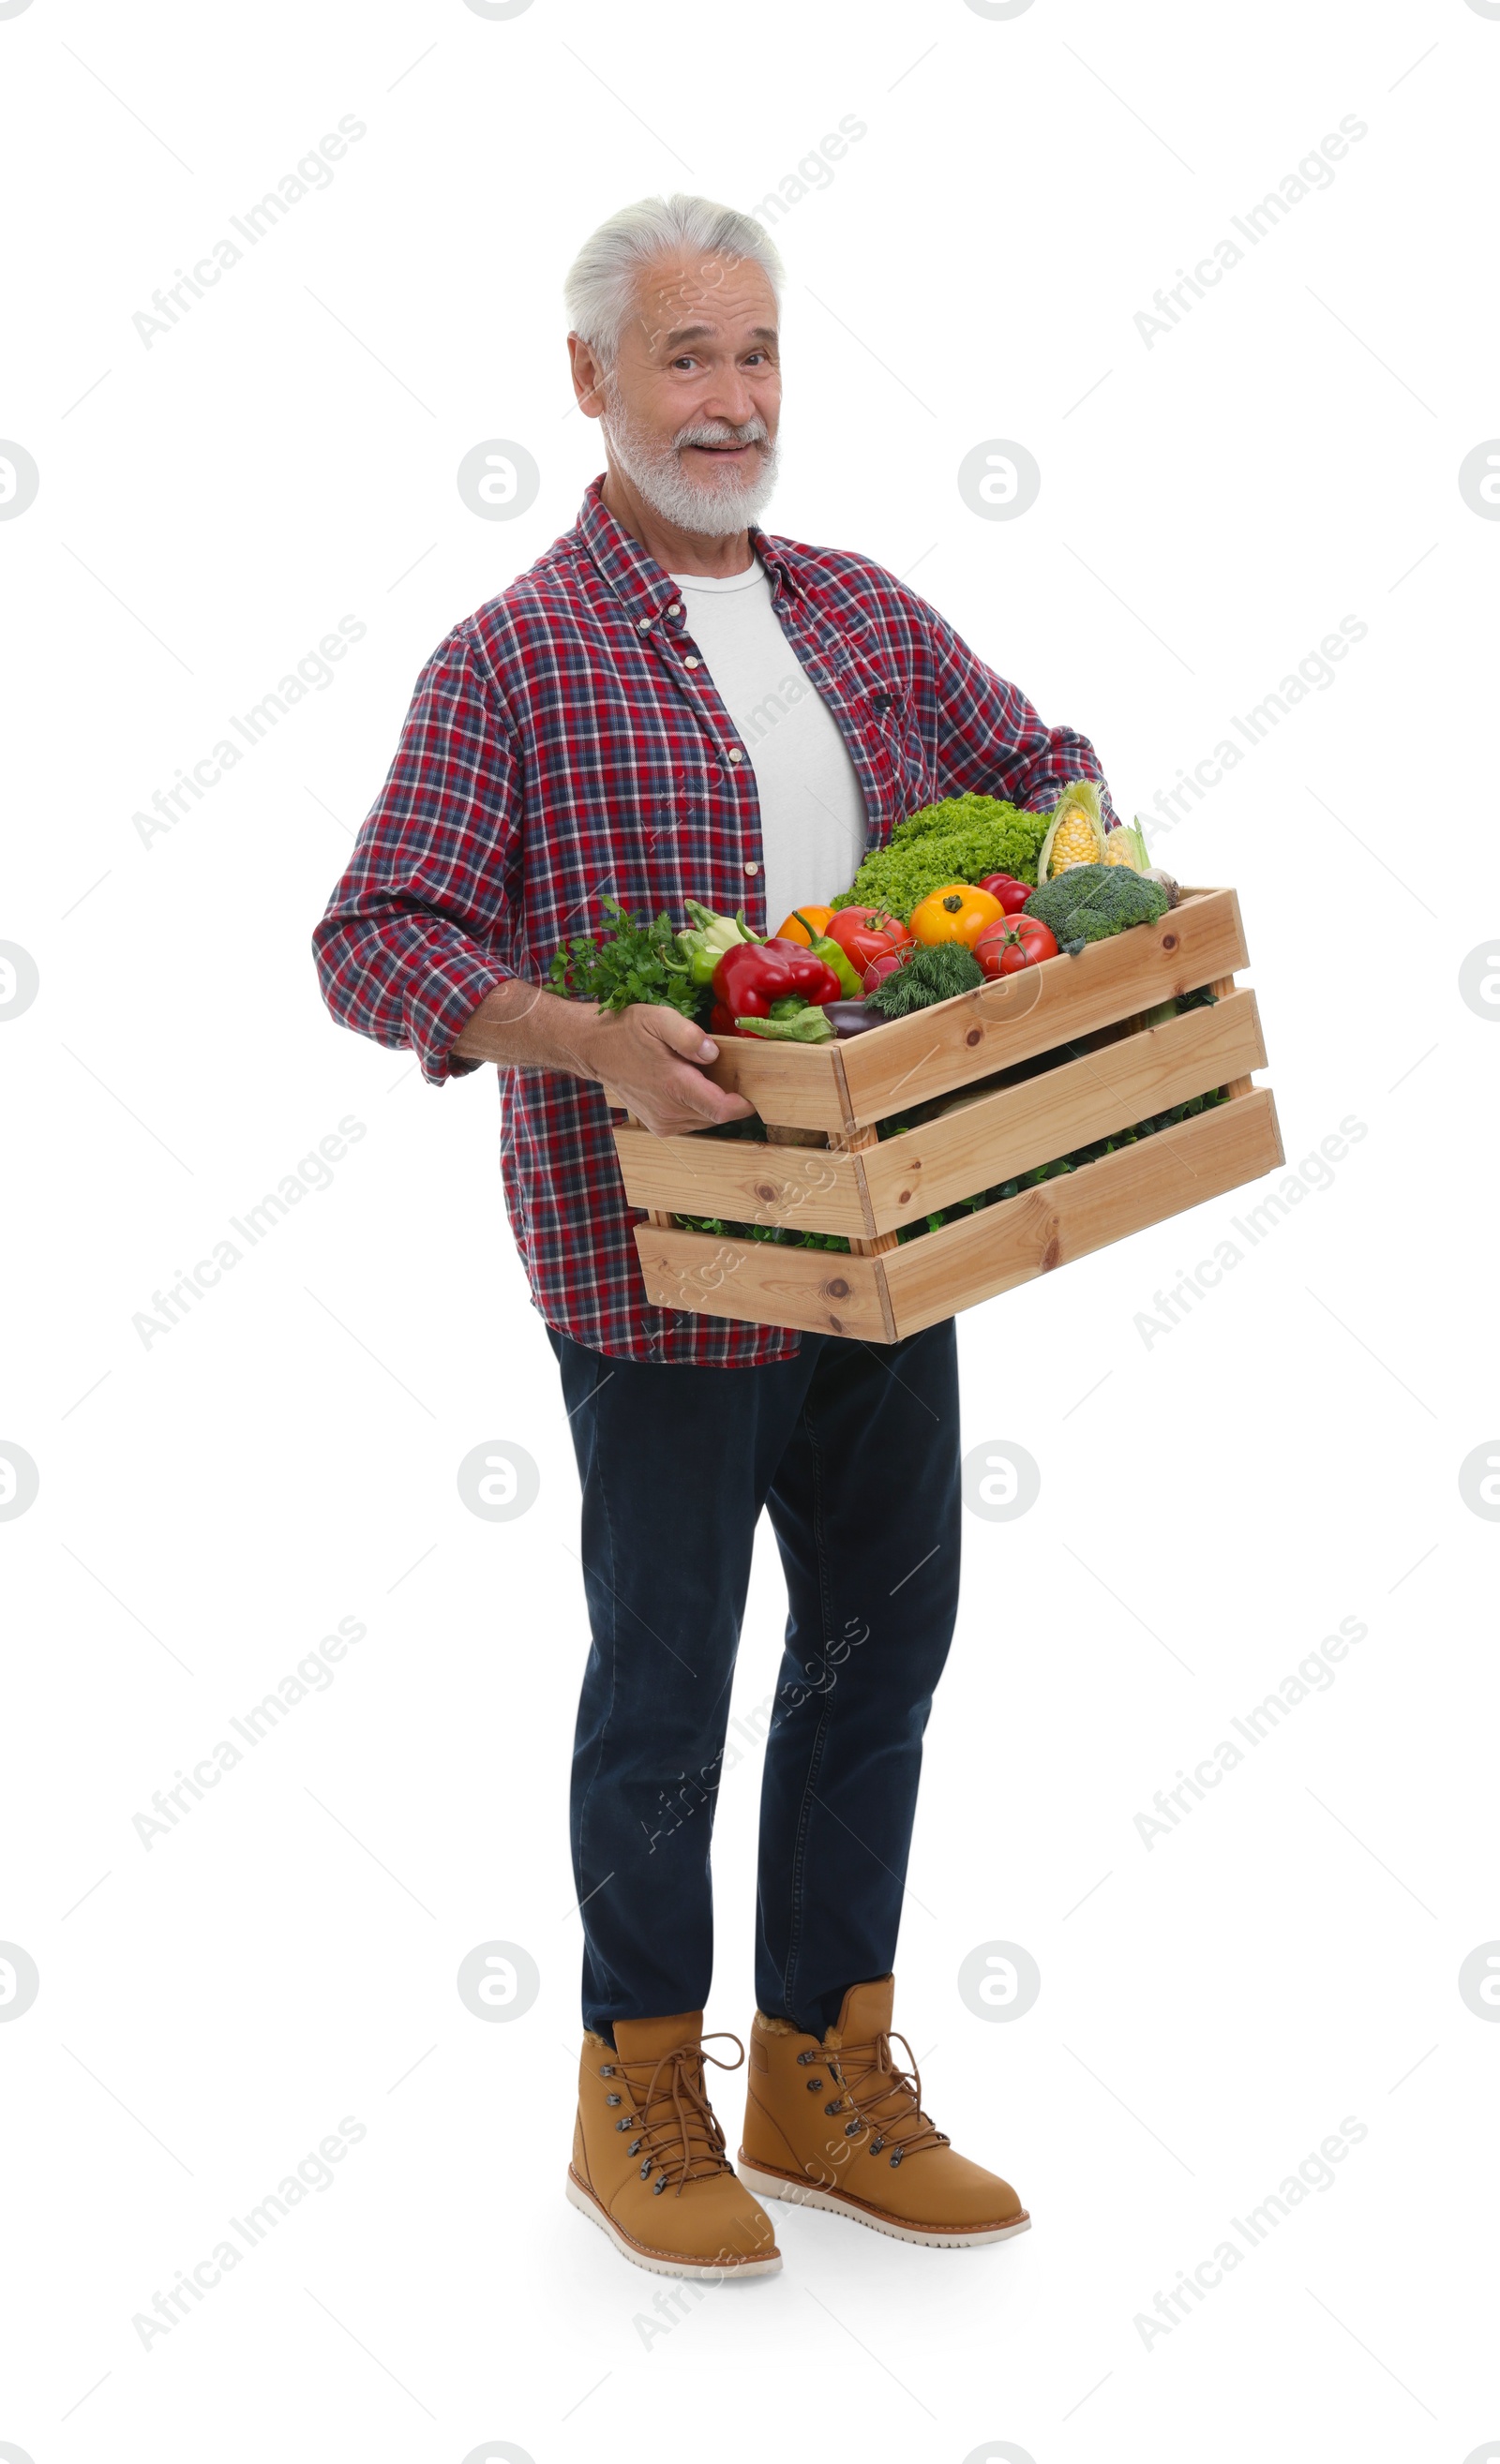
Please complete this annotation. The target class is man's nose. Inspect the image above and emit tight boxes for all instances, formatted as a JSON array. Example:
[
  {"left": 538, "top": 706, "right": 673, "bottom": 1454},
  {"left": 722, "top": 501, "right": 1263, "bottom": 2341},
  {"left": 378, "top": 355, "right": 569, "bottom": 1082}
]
[{"left": 701, "top": 373, "right": 763, "bottom": 430}]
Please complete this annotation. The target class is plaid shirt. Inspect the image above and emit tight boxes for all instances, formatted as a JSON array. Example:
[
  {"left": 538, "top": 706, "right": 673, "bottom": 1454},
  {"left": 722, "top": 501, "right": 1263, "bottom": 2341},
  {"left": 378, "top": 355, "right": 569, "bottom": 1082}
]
[{"left": 314, "top": 476, "right": 1115, "bottom": 1366}]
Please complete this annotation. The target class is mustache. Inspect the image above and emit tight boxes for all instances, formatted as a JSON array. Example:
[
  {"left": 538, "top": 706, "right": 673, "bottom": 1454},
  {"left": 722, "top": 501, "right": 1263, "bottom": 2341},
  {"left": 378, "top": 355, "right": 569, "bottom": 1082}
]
[{"left": 674, "top": 419, "right": 771, "bottom": 450}]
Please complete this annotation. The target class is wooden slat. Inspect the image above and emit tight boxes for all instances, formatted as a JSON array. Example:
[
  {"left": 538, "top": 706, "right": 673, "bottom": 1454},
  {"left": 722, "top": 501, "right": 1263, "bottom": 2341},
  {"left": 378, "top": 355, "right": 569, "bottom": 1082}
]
[
  {"left": 613, "top": 1123, "right": 871, "bottom": 1234},
  {"left": 835, "top": 888, "right": 1249, "bottom": 1127},
  {"left": 879, "top": 1085, "right": 1284, "bottom": 1337},
  {"left": 695, "top": 1038, "right": 853, "bottom": 1132},
  {"left": 620, "top": 1109, "right": 673, "bottom": 1228},
  {"left": 838, "top": 1123, "right": 902, "bottom": 1261},
  {"left": 1209, "top": 976, "right": 1253, "bottom": 1098},
  {"left": 632, "top": 1227, "right": 891, "bottom": 1339},
  {"left": 603, "top": 1051, "right": 848, "bottom": 1131},
  {"left": 859, "top": 987, "right": 1267, "bottom": 1232},
  {"left": 835, "top": 1122, "right": 901, "bottom": 1337}
]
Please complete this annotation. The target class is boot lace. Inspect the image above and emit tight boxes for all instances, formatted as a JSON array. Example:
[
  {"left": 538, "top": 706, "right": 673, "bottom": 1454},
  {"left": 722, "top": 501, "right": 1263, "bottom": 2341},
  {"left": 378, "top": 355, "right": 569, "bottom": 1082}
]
[
  {"left": 603, "top": 2034, "right": 745, "bottom": 2197},
  {"left": 832, "top": 2029, "right": 950, "bottom": 2166}
]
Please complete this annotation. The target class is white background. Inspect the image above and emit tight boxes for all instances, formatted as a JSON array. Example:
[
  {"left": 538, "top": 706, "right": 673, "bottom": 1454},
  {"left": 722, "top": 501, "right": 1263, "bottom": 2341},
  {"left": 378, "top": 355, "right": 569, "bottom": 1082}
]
[{"left": 2, "top": 0, "right": 1497, "bottom": 2458}]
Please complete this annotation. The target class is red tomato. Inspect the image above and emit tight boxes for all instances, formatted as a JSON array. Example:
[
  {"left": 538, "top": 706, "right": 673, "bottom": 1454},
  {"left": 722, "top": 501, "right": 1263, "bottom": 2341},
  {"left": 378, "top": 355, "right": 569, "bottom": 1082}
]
[
  {"left": 976, "top": 874, "right": 1034, "bottom": 914},
  {"left": 975, "top": 916, "right": 1058, "bottom": 979},
  {"left": 827, "top": 905, "right": 913, "bottom": 975}
]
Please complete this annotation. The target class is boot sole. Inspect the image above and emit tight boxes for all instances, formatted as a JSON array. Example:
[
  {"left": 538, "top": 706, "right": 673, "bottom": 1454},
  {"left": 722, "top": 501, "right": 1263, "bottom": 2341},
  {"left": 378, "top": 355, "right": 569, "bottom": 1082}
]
[
  {"left": 736, "top": 2158, "right": 1031, "bottom": 2248},
  {"left": 565, "top": 2170, "right": 782, "bottom": 2278}
]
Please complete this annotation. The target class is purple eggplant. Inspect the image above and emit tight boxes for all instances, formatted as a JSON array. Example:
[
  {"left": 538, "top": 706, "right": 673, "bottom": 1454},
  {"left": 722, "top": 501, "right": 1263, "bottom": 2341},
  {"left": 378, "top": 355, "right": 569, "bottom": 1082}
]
[{"left": 822, "top": 999, "right": 884, "bottom": 1038}]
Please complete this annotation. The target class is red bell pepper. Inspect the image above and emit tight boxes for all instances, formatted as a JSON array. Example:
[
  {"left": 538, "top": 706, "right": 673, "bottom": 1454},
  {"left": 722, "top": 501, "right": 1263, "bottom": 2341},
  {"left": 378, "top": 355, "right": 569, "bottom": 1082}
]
[{"left": 711, "top": 940, "right": 843, "bottom": 1020}]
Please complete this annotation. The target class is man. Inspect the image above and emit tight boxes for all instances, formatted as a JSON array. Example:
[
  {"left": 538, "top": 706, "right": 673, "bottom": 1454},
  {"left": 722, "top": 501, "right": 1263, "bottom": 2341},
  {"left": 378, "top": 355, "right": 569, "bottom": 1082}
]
[{"left": 315, "top": 193, "right": 1115, "bottom": 2281}]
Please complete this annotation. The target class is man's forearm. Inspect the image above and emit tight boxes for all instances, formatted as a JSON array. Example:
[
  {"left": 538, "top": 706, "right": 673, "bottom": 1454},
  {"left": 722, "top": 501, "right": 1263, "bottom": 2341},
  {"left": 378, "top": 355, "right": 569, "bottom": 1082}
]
[
  {"left": 450, "top": 978, "right": 748, "bottom": 1139},
  {"left": 453, "top": 978, "right": 603, "bottom": 1079}
]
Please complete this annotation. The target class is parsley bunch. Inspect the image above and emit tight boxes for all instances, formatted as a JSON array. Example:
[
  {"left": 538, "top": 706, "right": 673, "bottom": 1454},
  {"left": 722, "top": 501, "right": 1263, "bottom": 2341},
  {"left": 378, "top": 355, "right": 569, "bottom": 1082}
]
[{"left": 548, "top": 894, "right": 706, "bottom": 1020}]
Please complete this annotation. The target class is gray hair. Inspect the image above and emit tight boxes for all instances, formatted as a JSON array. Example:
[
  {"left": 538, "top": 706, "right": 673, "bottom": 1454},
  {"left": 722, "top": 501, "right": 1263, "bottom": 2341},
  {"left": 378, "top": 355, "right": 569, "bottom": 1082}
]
[{"left": 563, "top": 193, "right": 785, "bottom": 368}]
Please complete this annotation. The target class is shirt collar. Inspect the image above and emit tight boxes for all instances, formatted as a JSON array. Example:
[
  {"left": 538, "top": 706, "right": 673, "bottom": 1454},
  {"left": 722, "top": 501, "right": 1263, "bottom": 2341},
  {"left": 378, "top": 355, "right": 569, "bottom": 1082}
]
[{"left": 576, "top": 473, "right": 804, "bottom": 620}]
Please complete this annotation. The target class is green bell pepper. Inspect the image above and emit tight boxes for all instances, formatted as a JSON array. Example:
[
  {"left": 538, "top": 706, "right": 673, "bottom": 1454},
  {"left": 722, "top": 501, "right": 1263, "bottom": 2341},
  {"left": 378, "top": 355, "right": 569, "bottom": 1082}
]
[{"left": 790, "top": 912, "right": 863, "bottom": 998}]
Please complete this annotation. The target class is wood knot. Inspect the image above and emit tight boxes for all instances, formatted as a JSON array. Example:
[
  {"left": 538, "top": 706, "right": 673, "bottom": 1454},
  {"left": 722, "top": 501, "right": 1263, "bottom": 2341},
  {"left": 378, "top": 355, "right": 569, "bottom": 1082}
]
[
  {"left": 826, "top": 1277, "right": 850, "bottom": 1298},
  {"left": 898, "top": 1189, "right": 912, "bottom": 1205},
  {"left": 1162, "top": 932, "right": 1178, "bottom": 952},
  {"left": 965, "top": 1026, "right": 982, "bottom": 1047},
  {"left": 754, "top": 1182, "right": 777, "bottom": 1202},
  {"left": 1041, "top": 1235, "right": 1062, "bottom": 1272}
]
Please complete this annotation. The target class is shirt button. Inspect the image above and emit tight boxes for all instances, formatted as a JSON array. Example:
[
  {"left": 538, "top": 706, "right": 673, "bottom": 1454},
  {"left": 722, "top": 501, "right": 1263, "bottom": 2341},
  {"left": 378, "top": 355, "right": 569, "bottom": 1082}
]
[
  {"left": 744, "top": 860, "right": 759, "bottom": 875},
  {"left": 684, "top": 655, "right": 700, "bottom": 669},
  {"left": 728, "top": 748, "right": 743, "bottom": 763},
  {"left": 668, "top": 603, "right": 682, "bottom": 618},
  {"left": 638, "top": 616, "right": 652, "bottom": 632}
]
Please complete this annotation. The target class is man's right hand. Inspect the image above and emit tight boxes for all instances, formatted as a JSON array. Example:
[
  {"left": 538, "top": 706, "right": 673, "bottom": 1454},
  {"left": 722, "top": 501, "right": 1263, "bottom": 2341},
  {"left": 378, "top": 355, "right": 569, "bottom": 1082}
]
[{"left": 576, "top": 1004, "right": 756, "bottom": 1138}]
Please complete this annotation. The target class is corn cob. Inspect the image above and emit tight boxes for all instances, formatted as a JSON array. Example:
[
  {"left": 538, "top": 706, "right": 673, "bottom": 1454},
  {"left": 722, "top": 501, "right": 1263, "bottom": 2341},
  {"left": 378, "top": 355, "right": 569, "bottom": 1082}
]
[
  {"left": 1100, "top": 817, "right": 1149, "bottom": 870},
  {"left": 1036, "top": 781, "right": 1104, "bottom": 881}
]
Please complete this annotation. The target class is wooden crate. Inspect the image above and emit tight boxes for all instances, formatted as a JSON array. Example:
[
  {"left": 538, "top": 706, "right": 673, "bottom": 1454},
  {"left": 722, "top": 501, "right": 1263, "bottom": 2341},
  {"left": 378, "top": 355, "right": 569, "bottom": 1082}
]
[{"left": 607, "top": 887, "right": 1284, "bottom": 1341}]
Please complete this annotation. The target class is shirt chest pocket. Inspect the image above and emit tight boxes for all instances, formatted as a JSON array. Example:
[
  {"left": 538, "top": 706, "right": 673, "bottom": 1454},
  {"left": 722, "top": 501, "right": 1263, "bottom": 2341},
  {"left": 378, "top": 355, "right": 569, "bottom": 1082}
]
[{"left": 854, "top": 682, "right": 934, "bottom": 831}]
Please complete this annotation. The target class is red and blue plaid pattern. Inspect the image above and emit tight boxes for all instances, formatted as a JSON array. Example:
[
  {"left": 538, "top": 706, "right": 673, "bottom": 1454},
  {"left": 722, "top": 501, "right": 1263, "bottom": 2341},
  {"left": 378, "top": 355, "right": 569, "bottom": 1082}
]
[{"left": 314, "top": 476, "right": 1115, "bottom": 1364}]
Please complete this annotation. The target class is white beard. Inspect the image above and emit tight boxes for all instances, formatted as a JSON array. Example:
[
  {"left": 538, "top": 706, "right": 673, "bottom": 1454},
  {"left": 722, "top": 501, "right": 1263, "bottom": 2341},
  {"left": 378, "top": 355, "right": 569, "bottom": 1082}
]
[{"left": 601, "top": 383, "right": 781, "bottom": 537}]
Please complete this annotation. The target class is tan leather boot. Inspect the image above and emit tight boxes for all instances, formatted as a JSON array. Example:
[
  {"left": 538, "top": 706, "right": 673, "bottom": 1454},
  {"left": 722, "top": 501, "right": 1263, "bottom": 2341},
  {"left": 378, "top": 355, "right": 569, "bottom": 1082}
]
[
  {"left": 737, "top": 1976, "right": 1029, "bottom": 2247},
  {"left": 567, "top": 2011, "right": 781, "bottom": 2277}
]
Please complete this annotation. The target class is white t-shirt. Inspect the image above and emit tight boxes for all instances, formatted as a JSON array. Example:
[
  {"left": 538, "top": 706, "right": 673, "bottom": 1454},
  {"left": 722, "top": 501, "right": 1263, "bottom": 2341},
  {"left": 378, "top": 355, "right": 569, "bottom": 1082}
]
[{"left": 668, "top": 560, "right": 867, "bottom": 935}]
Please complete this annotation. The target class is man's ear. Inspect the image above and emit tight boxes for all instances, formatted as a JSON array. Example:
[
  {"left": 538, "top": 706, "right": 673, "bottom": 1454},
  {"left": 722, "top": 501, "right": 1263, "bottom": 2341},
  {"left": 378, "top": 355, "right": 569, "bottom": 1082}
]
[{"left": 567, "top": 333, "right": 608, "bottom": 422}]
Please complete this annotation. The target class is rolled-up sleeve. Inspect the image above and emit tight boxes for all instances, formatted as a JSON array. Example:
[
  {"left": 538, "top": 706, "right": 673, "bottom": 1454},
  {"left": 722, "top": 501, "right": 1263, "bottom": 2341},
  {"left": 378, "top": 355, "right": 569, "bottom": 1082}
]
[{"left": 313, "top": 624, "right": 524, "bottom": 1085}]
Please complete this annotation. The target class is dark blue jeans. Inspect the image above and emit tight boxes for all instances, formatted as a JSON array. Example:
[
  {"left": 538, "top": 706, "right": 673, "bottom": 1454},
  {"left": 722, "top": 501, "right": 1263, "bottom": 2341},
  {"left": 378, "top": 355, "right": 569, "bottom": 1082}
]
[{"left": 546, "top": 1317, "right": 963, "bottom": 2042}]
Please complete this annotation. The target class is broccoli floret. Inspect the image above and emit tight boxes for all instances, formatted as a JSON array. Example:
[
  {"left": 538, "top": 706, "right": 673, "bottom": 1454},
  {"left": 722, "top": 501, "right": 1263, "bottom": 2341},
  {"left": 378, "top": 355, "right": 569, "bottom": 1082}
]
[{"left": 1022, "top": 863, "right": 1170, "bottom": 953}]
